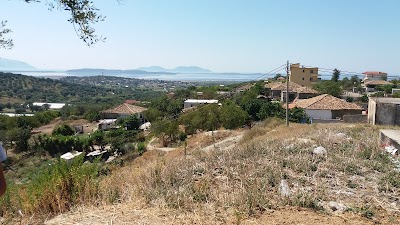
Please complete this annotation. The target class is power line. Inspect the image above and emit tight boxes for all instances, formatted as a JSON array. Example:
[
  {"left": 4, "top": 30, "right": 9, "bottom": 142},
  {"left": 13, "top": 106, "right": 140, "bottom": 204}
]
[
  {"left": 255, "top": 64, "right": 287, "bottom": 80},
  {"left": 298, "top": 65, "right": 400, "bottom": 80}
]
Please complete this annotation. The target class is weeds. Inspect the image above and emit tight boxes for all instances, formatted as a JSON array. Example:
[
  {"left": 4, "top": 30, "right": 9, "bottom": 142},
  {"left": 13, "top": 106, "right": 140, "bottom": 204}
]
[
  {"left": 2, "top": 121, "right": 400, "bottom": 222},
  {"left": 0, "top": 155, "right": 100, "bottom": 216},
  {"left": 379, "top": 171, "right": 400, "bottom": 193}
]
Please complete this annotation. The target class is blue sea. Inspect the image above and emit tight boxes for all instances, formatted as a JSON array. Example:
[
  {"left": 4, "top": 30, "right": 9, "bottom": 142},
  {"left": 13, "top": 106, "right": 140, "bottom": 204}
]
[{"left": 7, "top": 70, "right": 268, "bottom": 82}]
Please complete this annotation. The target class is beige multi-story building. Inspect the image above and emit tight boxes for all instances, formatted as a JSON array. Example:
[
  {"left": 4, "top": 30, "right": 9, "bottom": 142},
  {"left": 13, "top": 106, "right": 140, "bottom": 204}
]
[{"left": 289, "top": 63, "right": 318, "bottom": 87}]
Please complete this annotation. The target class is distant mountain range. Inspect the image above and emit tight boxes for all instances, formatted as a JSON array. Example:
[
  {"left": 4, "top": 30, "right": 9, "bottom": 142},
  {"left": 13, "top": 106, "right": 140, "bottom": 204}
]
[
  {"left": 0, "top": 58, "right": 37, "bottom": 71},
  {"left": 67, "top": 66, "right": 212, "bottom": 76},
  {"left": 0, "top": 57, "right": 213, "bottom": 74},
  {"left": 137, "top": 66, "right": 212, "bottom": 73},
  {"left": 66, "top": 68, "right": 175, "bottom": 76}
]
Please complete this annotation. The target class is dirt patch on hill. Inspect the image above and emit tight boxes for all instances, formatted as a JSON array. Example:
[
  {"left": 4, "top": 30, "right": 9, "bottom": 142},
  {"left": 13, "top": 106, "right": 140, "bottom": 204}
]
[{"left": 32, "top": 118, "right": 99, "bottom": 135}]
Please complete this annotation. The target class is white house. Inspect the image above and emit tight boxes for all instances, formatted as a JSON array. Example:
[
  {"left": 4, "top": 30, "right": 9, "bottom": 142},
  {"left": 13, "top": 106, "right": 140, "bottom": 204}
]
[
  {"left": 363, "top": 80, "right": 393, "bottom": 93},
  {"left": 183, "top": 99, "right": 219, "bottom": 109},
  {"left": 98, "top": 119, "right": 117, "bottom": 130},
  {"left": 362, "top": 71, "right": 387, "bottom": 82},
  {"left": 292, "top": 94, "right": 362, "bottom": 120}
]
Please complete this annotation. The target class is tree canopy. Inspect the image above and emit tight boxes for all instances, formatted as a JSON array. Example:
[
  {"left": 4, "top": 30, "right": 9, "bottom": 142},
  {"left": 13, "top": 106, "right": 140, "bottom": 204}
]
[
  {"left": 313, "top": 80, "right": 343, "bottom": 98},
  {"left": 1, "top": 0, "right": 108, "bottom": 48},
  {"left": 331, "top": 68, "right": 340, "bottom": 82}
]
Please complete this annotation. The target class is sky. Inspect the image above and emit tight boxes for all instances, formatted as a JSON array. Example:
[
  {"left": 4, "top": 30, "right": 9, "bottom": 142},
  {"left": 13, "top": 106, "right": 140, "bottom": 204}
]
[{"left": 0, "top": 0, "right": 399, "bottom": 74}]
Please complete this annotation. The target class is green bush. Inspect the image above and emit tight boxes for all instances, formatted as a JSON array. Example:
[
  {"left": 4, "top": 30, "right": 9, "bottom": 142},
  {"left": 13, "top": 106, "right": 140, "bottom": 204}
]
[
  {"left": 179, "top": 132, "right": 187, "bottom": 142},
  {"left": 33, "top": 134, "right": 91, "bottom": 156},
  {"left": 137, "top": 142, "right": 146, "bottom": 155},
  {"left": 360, "top": 94, "right": 369, "bottom": 103},
  {"left": 52, "top": 123, "right": 75, "bottom": 136}
]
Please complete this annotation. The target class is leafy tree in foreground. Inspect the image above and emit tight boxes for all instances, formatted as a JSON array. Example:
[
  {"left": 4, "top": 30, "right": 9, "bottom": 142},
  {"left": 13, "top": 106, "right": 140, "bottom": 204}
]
[
  {"left": 0, "top": 21, "right": 13, "bottom": 49},
  {"left": 1, "top": 0, "right": 109, "bottom": 47}
]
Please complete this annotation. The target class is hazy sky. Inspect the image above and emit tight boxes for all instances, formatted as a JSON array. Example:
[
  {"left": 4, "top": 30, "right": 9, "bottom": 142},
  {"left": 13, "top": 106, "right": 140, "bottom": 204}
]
[{"left": 0, "top": 0, "right": 399, "bottom": 74}]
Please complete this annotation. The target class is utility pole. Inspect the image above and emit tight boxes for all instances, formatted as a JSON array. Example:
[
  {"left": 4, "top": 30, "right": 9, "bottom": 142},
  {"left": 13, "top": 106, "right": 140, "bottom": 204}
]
[{"left": 286, "top": 60, "right": 289, "bottom": 127}]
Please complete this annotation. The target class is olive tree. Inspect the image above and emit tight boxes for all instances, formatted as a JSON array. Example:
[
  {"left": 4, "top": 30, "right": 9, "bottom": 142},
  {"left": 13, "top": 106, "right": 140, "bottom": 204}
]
[{"left": 1, "top": 0, "right": 114, "bottom": 48}]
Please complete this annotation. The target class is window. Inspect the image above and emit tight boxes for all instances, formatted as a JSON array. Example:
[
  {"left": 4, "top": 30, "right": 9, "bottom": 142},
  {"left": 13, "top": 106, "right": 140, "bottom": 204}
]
[
  {"left": 310, "top": 70, "right": 314, "bottom": 74},
  {"left": 302, "top": 77, "right": 305, "bottom": 80},
  {"left": 303, "top": 70, "right": 305, "bottom": 73},
  {"left": 310, "top": 78, "right": 313, "bottom": 81}
]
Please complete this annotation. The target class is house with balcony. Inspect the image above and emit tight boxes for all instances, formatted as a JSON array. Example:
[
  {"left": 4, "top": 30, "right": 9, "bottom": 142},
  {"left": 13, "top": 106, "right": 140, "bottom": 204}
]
[
  {"left": 363, "top": 80, "right": 393, "bottom": 93},
  {"left": 265, "top": 81, "right": 319, "bottom": 102},
  {"left": 100, "top": 103, "right": 147, "bottom": 123},
  {"left": 289, "top": 63, "right": 318, "bottom": 87},
  {"left": 362, "top": 71, "right": 387, "bottom": 82}
]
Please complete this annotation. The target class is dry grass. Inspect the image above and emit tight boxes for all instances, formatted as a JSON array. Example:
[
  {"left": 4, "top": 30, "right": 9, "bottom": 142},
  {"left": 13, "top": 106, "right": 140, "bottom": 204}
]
[
  {"left": 6, "top": 121, "right": 400, "bottom": 224},
  {"left": 84, "top": 121, "right": 399, "bottom": 224}
]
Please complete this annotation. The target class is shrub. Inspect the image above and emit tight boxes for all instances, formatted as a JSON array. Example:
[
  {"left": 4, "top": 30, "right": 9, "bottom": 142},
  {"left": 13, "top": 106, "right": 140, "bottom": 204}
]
[
  {"left": 137, "top": 142, "right": 146, "bottom": 155},
  {"left": 52, "top": 123, "right": 75, "bottom": 136},
  {"left": 0, "top": 155, "right": 100, "bottom": 215},
  {"left": 360, "top": 94, "right": 369, "bottom": 103},
  {"left": 179, "top": 132, "right": 187, "bottom": 142}
]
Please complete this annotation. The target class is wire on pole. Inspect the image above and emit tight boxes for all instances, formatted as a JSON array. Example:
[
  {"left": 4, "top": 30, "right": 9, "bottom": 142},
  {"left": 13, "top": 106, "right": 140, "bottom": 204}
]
[{"left": 286, "top": 60, "right": 289, "bottom": 127}]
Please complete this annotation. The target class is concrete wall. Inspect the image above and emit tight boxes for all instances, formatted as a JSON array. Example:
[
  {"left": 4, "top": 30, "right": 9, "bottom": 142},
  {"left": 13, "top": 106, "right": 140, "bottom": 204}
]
[
  {"left": 101, "top": 112, "right": 145, "bottom": 122},
  {"left": 343, "top": 114, "right": 367, "bottom": 123},
  {"left": 367, "top": 98, "right": 400, "bottom": 126},
  {"left": 311, "top": 118, "right": 342, "bottom": 124},
  {"left": 305, "top": 109, "right": 332, "bottom": 120},
  {"left": 368, "top": 98, "right": 377, "bottom": 124},
  {"left": 376, "top": 102, "right": 397, "bottom": 125},
  {"left": 331, "top": 109, "right": 363, "bottom": 119}
]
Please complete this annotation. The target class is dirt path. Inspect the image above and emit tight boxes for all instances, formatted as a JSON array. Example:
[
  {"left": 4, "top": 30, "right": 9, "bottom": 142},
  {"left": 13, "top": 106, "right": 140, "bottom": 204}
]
[
  {"left": 147, "top": 137, "right": 178, "bottom": 152},
  {"left": 32, "top": 118, "right": 99, "bottom": 135},
  {"left": 202, "top": 132, "right": 244, "bottom": 151}
]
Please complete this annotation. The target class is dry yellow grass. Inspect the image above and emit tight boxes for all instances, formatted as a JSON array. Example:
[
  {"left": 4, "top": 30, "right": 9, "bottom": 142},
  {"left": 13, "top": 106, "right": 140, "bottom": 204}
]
[
  {"left": 78, "top": 121, "right": 399, "bottom": 224},
  {"left": 7, "top": 120, "right": 400, "bottom": 224}
]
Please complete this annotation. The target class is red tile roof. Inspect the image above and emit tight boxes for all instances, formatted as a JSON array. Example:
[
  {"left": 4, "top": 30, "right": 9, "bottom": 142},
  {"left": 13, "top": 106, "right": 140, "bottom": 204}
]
[
  {"left": 364, "top": 80, "right": 392, "bottom": 86},
  {"left": 102, "top": 103, "right": 147, "bottom": 114},
  {"left": 125, "top": 99, "right": 140, "bottom": 104},
  {"left": 294, "top": 94, "right": 362, "bottom": 110},
  {"left": 363, "top": 71, "right": 387, "bottom": 76},
  {"left": 265, "top": 81, "right": 318, "bottom": 94}
]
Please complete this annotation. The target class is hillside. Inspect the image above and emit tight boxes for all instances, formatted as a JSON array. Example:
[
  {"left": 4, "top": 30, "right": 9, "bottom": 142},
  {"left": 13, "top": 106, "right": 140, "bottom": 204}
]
[
  {"left": 0, "top": 72, "right": 165, "bottom": 104},
  {"left": 41, "top": 121, "right": 400, "bottom": 224},
  {"left": 0, "top": 72, "right": 116, "bottom": 103},
  {"left": 0, "top": 58, "right": 37, "bottom": 71}
]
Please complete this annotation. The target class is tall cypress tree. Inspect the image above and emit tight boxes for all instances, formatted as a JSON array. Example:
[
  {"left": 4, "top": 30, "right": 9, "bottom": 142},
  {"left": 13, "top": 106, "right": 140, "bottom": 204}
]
[{"left": 332, "top": 68, "right": 340, "bottom": 82}]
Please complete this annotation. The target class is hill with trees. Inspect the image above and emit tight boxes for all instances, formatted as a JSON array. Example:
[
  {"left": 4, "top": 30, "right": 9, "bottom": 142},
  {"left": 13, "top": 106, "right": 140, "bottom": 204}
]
[{"left": 0, "top": 72, "right": 164, "bottom": 104}]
